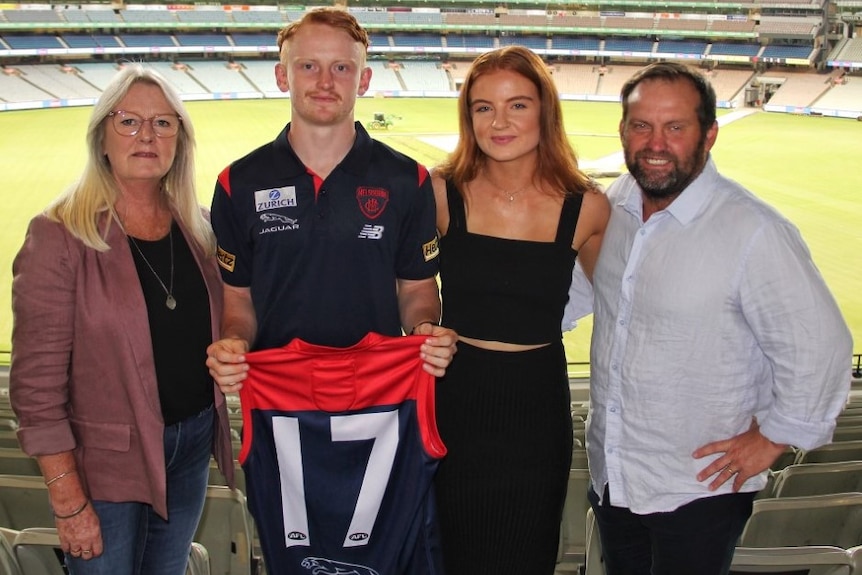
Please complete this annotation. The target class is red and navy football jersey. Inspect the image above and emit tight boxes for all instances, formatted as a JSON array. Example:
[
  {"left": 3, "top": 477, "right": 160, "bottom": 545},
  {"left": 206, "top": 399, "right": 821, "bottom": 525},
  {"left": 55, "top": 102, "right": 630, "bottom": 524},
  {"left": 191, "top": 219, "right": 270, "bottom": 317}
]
[{"left": 239, "top": 333, "right": 447, "bottom": 575}]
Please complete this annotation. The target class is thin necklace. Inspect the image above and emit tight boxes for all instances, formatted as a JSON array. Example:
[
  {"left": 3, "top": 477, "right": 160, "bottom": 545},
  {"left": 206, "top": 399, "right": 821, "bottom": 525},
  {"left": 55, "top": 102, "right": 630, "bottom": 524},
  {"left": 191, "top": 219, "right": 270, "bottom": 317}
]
[
  {"left": 128, "top": 228, "right": 176, "bottom": 310},
  {"left": 486, "top": 173, "right": 530, "bottom": 202}
]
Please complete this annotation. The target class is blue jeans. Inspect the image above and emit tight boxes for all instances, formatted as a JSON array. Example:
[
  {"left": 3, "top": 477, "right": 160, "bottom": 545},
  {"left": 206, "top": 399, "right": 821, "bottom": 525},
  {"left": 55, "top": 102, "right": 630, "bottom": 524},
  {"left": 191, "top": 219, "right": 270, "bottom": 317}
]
[
  {"left": 588, "top": 484, "right": 754, "bottom": 575},
  {"left": 67, "top": 405, "right": 214, "bottom": 575}
]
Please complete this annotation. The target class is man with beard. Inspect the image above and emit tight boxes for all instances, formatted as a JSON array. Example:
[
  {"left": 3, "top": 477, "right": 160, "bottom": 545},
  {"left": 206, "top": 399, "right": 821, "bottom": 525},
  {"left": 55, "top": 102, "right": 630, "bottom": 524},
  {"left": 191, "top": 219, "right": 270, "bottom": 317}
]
[{"left": 585, "top": 62, "right": 852, "bottom": 574}]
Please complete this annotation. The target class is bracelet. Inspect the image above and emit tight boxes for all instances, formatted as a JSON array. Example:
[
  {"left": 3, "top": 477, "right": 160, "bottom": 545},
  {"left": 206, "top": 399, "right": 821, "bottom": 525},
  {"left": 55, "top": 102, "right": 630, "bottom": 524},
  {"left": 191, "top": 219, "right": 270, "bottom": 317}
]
[
  {"left": 53, "top": 499, "right": 89, "bottom": 520},
  {"left": 45, "top": 470, "right": 76, "bottom": 486},
  {"left": 410, "top": 320, "right": 438, "bottom": 335}
]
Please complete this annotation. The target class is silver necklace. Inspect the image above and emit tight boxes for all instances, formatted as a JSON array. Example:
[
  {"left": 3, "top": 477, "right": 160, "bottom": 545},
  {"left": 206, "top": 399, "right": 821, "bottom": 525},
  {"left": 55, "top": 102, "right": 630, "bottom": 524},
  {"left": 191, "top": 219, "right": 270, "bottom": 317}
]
[{"left": 128, "top": 228, "right": 176, "bottom": 310}]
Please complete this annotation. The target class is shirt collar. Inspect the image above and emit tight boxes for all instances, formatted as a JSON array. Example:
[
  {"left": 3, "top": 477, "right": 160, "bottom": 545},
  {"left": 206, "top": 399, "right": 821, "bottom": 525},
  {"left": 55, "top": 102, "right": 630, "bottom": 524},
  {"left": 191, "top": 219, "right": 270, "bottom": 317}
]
[
  {"left": 619, "top": 155, "right": 718, "bottom": 225},
  {"left": 273, "top": 121, "right": 374, "bottom": 178}
]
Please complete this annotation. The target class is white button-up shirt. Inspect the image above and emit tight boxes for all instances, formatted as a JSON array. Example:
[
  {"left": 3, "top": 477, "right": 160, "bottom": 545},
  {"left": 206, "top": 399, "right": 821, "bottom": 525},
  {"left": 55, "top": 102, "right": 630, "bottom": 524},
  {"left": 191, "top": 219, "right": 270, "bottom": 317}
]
[{"left": 588, "top": 157, "right": 852, "bottom": 514}]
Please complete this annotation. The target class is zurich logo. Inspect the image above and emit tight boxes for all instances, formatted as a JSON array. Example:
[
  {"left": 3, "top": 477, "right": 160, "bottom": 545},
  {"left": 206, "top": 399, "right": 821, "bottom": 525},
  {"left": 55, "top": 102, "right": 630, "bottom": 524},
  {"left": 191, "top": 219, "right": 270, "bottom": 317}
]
[{"left": 269, "top": 189, "right": 281, "bottom": 200}]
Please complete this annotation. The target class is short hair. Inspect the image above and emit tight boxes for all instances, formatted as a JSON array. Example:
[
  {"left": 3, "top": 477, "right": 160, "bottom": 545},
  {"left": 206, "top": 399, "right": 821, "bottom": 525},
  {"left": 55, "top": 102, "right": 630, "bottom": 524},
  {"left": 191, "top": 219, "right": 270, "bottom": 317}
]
[
  {"left": 436, "top": 46, "right": 591, "bottom": 197},
  {"left": 277, "top": 7, "right": 369, "bottom": 55},
  {"left": 620, "top": 62, "right": 717, "bottom": 134},
  {"left": 46, "top": 63, "right": 214, "bottom": 254}
]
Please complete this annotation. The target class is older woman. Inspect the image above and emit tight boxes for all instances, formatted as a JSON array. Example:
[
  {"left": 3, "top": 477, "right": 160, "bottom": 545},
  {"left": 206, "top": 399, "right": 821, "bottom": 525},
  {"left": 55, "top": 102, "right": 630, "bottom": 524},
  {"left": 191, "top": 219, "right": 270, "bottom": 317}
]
[{"left": 10, "top": 64, "right": 234, "bottom": 575}]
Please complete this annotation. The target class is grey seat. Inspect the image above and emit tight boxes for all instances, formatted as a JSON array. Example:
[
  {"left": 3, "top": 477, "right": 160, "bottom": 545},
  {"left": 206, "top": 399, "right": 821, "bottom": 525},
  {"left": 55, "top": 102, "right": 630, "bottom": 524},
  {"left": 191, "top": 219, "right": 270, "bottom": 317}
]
[
  {"left": 8, "top": 528, "right": 64, "bottom": 575},
  {"left": 583, "top": 507, "right": 604, "bottom": 575},
  {"left": 730, "top": 545, "right": 862, "bottom": 575},
  {"left": 187, "top": 541, "right": 211, "bottom": 575},
  {"left": 0, "top": 449, "right": 40, "bottom": 477},
  {"left": 194, "top": 486, "right": 256, "bottom": 575},
  {"left": 0, "top": 527, "right": 24, "bottom": 575},
  {"left": 557, "top": 468, "right": 591, "bottom": 570},
  {"left": 739, "top": 493, "right": 862, "bottom": 549},
  {"left": 772, "top": 461, "right": 862, "bottom": 498},
  {"left": 0, "top": 475, "right": 53, "bottom": 530},
  {"left": 796, "top": 441, "right": 862, "bottom": 465}
]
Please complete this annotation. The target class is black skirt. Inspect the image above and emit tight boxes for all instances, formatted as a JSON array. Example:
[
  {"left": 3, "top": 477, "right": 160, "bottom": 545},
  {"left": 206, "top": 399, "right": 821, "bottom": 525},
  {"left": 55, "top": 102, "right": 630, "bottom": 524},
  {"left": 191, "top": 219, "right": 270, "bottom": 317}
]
[{"left": 434, "top": 341, "right": 573, "bottom": 575}]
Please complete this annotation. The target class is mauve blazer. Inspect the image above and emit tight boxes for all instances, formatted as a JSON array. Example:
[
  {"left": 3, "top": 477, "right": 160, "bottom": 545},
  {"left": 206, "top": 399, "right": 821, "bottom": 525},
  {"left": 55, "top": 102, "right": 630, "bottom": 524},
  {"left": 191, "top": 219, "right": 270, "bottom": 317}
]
[{"left": 10, "top": 211, "right": 234, "bottom": 519}]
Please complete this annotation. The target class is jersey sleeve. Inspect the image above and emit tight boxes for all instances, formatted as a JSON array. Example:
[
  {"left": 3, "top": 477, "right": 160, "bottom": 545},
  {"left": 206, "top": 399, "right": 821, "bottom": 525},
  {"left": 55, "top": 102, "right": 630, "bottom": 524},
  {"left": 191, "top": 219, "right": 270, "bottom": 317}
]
[
  {"left": 396, "top": 164, "right": 439, "bottom": 281},
  {"left": 211, "top": 164, "right": 252, "bottom": 287}
]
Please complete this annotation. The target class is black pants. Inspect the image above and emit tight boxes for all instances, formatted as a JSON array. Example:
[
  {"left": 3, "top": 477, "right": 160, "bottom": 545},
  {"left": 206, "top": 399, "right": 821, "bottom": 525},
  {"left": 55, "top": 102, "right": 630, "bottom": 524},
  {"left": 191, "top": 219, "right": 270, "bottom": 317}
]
[{"left": 588, "top": 484, "right": 754, "bottom": 575}]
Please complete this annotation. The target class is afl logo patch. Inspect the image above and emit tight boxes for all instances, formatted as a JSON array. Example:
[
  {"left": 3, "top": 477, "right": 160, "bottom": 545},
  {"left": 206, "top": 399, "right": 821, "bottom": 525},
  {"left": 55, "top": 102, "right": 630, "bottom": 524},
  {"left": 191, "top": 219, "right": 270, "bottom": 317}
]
[{"left": 356, "top": 187, "right": 389, "bottom": 220}]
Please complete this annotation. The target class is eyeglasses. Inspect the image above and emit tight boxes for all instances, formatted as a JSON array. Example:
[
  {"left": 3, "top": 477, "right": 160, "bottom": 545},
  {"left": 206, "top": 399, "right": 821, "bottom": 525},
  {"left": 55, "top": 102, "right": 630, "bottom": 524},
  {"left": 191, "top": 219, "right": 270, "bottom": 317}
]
[{"left": 107, "top": 110, "right": 182, "bottom": 138}]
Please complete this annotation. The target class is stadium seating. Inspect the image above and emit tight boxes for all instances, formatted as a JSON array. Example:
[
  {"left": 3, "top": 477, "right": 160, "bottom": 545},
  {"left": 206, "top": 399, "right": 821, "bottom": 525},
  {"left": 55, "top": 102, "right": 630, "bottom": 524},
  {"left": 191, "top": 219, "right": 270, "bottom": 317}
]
[
  {"left": 583, "top": 508, "right": 603, "bottom": 575},
  {"left": 194, "top": 486, "right": 256, "bottom": 575},
  {"left": 0, "top": 527, "right": 23, "bottom": 575},
  {"left": 0, "top": 475, "right": 55, "bottom": 530},
  {"left": 730, "top": 545, "right": 862, "bottom": 574},
  {"left": 796, "top": 440, "right": 862, "bottom": 464},
  {"left": 771, "top": 461, "right": 862, "bottom": 498},
  {"left": 6, "top": 528, "right": 64, "bottom": 575},
  {"left": 0, "top": 448, "right": 41, "bottom": 477},
  {"left": 0, "top": 526, "right": 212, "bottom": 575},
  {"left": 558, "top": 468, "right": 591, "bottom": 567},
  {"left": 739, "top": 493, "right": 862, "bottom": 549}
]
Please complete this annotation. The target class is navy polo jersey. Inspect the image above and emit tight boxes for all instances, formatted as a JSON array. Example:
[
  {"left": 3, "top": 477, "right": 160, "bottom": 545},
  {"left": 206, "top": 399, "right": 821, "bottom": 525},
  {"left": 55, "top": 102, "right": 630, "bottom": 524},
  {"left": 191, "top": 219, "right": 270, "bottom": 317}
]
[{"left": 210, "top": 122, "right": 439, "bottom": 350}]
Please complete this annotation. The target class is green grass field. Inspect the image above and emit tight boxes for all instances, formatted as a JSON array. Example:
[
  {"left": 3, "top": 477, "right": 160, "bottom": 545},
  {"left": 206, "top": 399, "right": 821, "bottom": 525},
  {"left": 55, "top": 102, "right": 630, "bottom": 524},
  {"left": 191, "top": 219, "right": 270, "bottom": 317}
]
[{"left": 0, "top": 98, "right": 859, "bottom": 370}]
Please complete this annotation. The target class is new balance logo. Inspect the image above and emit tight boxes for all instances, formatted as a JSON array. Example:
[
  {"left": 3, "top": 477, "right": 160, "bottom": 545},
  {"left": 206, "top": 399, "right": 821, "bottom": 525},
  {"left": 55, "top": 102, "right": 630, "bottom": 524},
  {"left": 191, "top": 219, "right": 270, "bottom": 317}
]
[{"left": 357, "top": 225, "right": 384, "bottom": 240}]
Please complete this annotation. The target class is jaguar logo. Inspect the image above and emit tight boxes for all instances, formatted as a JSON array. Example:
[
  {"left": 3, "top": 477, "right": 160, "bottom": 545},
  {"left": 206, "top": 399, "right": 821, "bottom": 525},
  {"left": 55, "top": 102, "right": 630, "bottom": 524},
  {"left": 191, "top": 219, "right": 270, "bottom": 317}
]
[{"left": 301, "top": 556, "right": 380, "bottom": 575}]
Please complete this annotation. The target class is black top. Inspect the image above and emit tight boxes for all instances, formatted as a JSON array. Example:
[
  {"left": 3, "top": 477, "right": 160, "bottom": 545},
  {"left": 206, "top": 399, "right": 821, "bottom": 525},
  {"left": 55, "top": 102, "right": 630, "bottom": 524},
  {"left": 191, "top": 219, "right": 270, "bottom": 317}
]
[
  {"left": 439, "top": 179, "right": 582, "bottom": 345},
  {"left": 128, "top": 221, "right": 213, "bottom": 425}
]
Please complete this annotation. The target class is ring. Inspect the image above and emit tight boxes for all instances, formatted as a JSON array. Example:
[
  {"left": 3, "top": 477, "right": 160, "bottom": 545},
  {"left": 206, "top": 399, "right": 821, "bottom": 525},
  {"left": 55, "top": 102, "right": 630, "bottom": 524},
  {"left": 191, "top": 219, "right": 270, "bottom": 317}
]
[
  {"left": 726, "top": 467, "right": 736, "bottom": 474},
  {"left": 82, "top": 550, "right": 92, "bottom": 555}
]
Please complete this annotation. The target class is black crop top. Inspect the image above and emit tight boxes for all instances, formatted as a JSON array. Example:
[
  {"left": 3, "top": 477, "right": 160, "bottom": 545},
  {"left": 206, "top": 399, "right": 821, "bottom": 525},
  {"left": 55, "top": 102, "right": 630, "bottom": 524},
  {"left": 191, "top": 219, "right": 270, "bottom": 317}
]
[{"left": 439, "top": 179, "right": 583, "bottom": 344}]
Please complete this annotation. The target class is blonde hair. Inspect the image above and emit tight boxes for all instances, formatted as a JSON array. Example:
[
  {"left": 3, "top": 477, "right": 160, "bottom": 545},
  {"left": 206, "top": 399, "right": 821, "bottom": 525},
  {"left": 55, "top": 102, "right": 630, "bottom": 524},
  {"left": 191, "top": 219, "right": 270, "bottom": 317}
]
[
  {"left": 435, "top": 46, "right": 591, "bottom": 197},
  {"left": 46, "top": 63, "right": 215, "bottom": 255}
]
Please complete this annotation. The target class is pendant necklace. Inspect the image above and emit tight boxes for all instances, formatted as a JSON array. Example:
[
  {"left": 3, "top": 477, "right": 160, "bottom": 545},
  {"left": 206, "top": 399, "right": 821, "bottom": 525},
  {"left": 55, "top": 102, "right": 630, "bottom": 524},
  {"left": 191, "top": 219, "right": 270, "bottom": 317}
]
[
  {"left": 486, "top": 173, "right": 530, "bottom": 203},
  {"left": 502, "top": 186, "right": 527, "bottom": 202},
  {"left": 128, "top": 228, "right": 176, "bottom": 310}
]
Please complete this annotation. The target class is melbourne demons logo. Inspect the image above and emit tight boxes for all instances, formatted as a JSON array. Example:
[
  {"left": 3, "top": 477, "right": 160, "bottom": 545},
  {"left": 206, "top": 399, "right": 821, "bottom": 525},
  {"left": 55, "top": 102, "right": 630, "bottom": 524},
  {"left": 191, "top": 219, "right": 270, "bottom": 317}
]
[
  {"left": 356, "top": 187, "right": 389, "bottom": 220},
  {"left": 301, "top": 557, "right": 380, "bottom": 575}
]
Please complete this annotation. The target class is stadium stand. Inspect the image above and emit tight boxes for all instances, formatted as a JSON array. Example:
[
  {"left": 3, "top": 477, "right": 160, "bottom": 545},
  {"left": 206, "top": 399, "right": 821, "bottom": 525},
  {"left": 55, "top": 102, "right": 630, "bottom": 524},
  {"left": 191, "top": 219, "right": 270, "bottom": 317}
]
[
  {"left": 1, "top": 34, "right": 62, "bottom": 50},
  {"left": 499, "top": 34, "right": 548, "bottom": 51},
  {"left": 0, "top": 527, "right": 21, "bottom": 575},
  {"left": 761, "top": 69, "right": 833, "bottom": 107},
  {"left": 397, "top": 60, "right": 450, "bottom": 91},
  {"left": 174, "top": 34, "right": 231, "bottom": 48},
  {"left": 796, "top": 440, "right": 862, "bottom": 465},
  {"left": 813, "top": 78, "right": 862, "bottom": 114},
  {"left": 771, "top": 461, "right": 862, "bottom": 498},
  {"left": 366, "top": 60, "right": 404, "bottom": 92},
  {"left": 233, "top": 60, "right": 281, "bottom": 95},
  {"left": 185, "top": 61, "right": 258, "bottom": 94},
  {"left": 444, "top": 34, "right": 495, "bottom": 50},
  {"left": 553, "top": 64, "right": 601, "bottom": 96},
  {"left": 73, "top": 62, "right": 127, "bottom": 91},
  {"left": 740, "top": 493, "right": 862, "bottom": 549},
  {"left": 12, "top": 65, "right": 101, "bottom": 99},
  {"left": 118, "top": 33, "right": 176, "bottom": 48}
]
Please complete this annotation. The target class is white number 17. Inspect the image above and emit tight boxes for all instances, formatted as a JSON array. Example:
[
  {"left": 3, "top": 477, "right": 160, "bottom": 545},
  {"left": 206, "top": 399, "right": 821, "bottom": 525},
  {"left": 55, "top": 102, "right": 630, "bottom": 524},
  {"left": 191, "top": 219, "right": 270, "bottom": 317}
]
[{"left": 273, "top": 410, "right": 400, "bottom": 548}]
